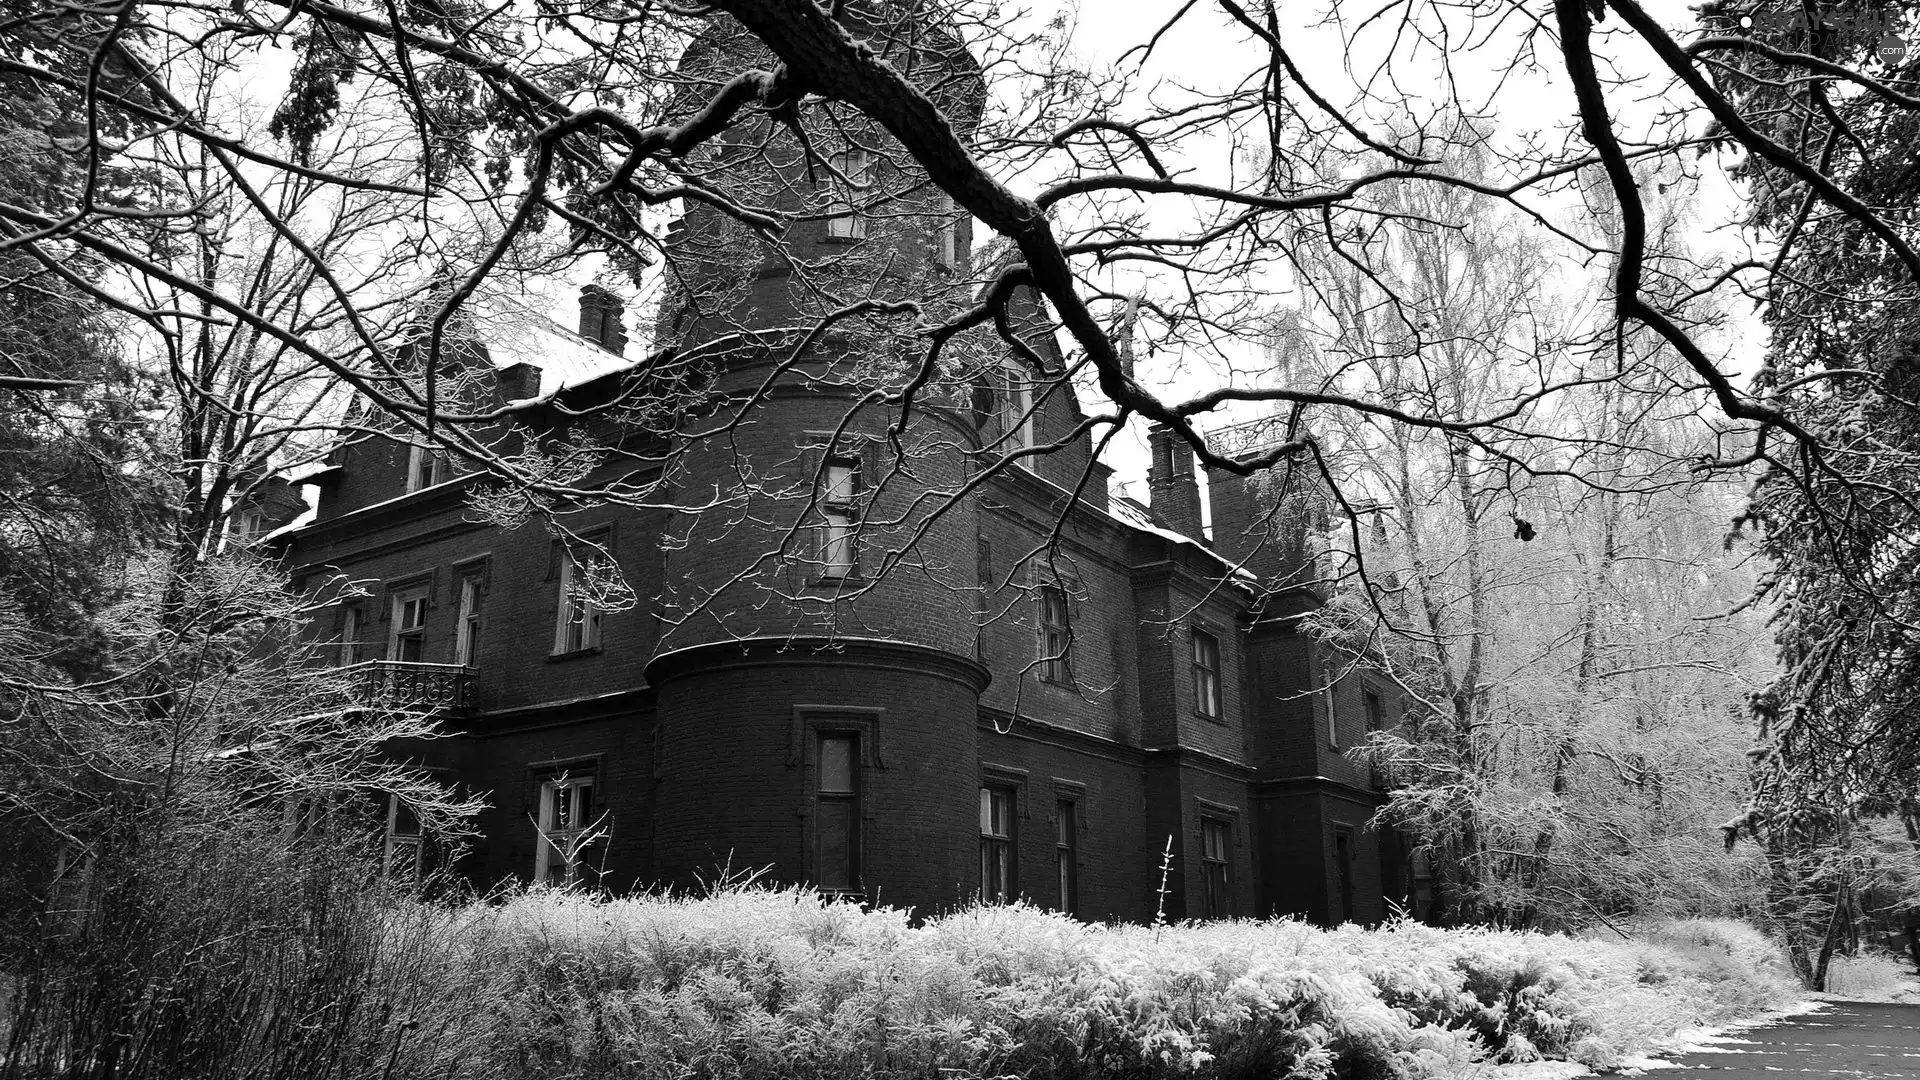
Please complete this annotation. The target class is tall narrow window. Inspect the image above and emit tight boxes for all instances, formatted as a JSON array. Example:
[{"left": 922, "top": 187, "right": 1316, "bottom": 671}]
[
  {"left": 1055, "top": 799, "right": 1078, "bottom": 915},
  {"left": 554, "top": 547, "right": 606, "bottom": 654},
  {"left": 1201, "top": 817, "right": 1231, "bottom": 918},
  {"left": 826, "top": 150, "right": 872, "bottom": 239},
  {"left": 1192, "top": 628, "right": 1222, "bottom": 718},
  {"left": 820, "top": 457, "right": 860, "bottom": 579},
  {"left": 934, "top": 194, "right": 958, "bottom": 268},
  {"left": 995, "top": 363, "right": 1034, "bottom": 451},
  {"left": 385, "top": 794, "right": 424, "bottom": 882},
  {"left": 1039, "top": 585, "right": 1071, "bottom": 683},
  {"left": 534, "top": 772, "right": 596, "bottom": 887},
  {"left": 1364, "top": 689, "right": 1385, "bottom": 733},
  {"left": 1408, "top": 848, "right": 1434, "bottom": 922},
  {"left": 1326, "top": 684, "right": 1340, "bottom": 748},
  {"left": 338, "top": 605, "right": 363, "bottom": 666},
  {"left": 980, "top": 785, "right": 1015, "bottom": 901},
  {"left": 1334, "top": 829, "right": 1356, "bottom": 923},
  {"left": 47, "top": 846, "right": 92, "bottom": 922},
  {"left": 454, "top": 574, "right": 482, "bottom": 666},
  {"left": 816, "top": 733, "right": 859, "bottom": 892},
  {"left": 391, "top": 587, "right": 428, "bottom": 662},
  {"left": 406, "top": 442, "right": 441, "bottom": 492}
]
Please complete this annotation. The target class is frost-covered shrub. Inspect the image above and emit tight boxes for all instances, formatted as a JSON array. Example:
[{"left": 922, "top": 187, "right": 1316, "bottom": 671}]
[
  {"left": 421, "top": 888, "right": 1797, "bottom": 1080},
  {"left": 1824, "top": 950, "right": 1911, "bottom": 997}
]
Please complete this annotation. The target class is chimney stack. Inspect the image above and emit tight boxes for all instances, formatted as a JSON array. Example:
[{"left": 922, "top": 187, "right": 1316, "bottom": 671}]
[
  {"left": 1146, "top": 425, "right": 1204, "bottom": 539},
  {"left": 1204, "top": 465, "right": 1289, "bottom": 583},
  {"left": 495, "top": 361, "right": 539, "bottom": 402},
  {"left": 578, "top": 285, "right": 628, "bottom": 356}
]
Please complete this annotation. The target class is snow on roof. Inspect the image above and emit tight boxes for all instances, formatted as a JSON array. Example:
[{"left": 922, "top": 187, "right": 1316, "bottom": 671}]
[
  {"left": 479, "top": 314, "right": 636, "bottom": 401},
  {"left": 259, "top": 495, "right": 317, "bottom": 543},
  {"left": 1103, "top": 494, "right": 1258, "bottom": 584},
  {"left": 280, "top": 459, "right": 339, "bottom": 484}
]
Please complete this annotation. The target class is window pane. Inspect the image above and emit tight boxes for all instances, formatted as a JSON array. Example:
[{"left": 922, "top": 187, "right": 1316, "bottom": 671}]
[
  {"left": 817, "top": 800, "right": 853, "bottom": 891},
  {"left": 1056, "top": 800, "right": 1076, "bottom": 914},
  {"left": 539, "top": 838, "right": 566, "bottom": 887},
  {"left": 824, "top": 462, "right": 856, "bottom": 503},
  {"left": 391, "top": 797, "right": 421, "bottom": 837},
  {"left": 1193, "top": 629, "right": 1221, "bottom": 715},
  {"left": 819, "top": 736, "right": 855, "bottom": 793},
  {"left": 981, "top": 787, "right": 1013, "bottom": 839},
  {"left": 456, "top": 578, "right": 481, "bottom": 664},
  {"left": 388, "top": 837, "right": 422, "bottom": 880},
  {"left": 827, "top": 152, "right": 869, "bottom": 238},
  {"left": 823, "top": 513, "right": 855, "bottom": 575},
  {"left": 546, "top": 779, "right": 592, "bottom": 831},
  {"left": 981, "top": 839, "right": 1010, "bottom": 900}
]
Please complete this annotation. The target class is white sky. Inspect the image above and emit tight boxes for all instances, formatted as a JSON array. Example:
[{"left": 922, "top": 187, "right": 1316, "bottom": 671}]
[{"left": 1038, "top": 0, "right": 1769, "bottom": 504}]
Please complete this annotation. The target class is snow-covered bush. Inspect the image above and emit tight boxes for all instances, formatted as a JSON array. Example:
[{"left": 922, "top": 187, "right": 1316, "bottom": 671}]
[
  {"left": 1823, "top": 950, "right": 1911, "bottom": 997},
  {"left": 421, "top": 888, "right": 1798, "bottom": 1080}
]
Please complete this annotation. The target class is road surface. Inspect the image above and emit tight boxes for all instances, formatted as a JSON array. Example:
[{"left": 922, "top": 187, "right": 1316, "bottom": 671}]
[{"left": 1635, "top": 1001, "right": 1920, "bottom": 1078}]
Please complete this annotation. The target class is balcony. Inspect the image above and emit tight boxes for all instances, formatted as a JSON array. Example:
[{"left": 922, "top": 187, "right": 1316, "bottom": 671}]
[{"left": 350, "top": 660, "right": 478, "bottom": 715}]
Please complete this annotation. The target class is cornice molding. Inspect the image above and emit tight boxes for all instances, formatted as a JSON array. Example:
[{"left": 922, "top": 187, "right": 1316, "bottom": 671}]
[
  {"left": 457, "top": 686, "right": 658, "bottom": 734},
  {"left": 645, "top": 635, "right": 992, "bottom": 693},
  {"left": 1249, "top": 773, "right": 1384, "bottom": 804}
]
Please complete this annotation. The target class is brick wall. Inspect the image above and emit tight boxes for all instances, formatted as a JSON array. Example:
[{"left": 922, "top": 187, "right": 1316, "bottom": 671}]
[
  {"left": 457, "top": 709, "right": 657, "bottom": 892},
  {"left": 658, "top": 383, "right": 980, "bottom": 660},
  {"left": 286, "top": 488, "right": 665, "bottom": 715},
  {"left": 976, "top": 485, "right": 1140, "bottom": 747},
  {"left": 978, "top": 720, "right": 1154, "bottom": 922},
  {"left": 650, "top": 644, "right": 984, "bottom": 914}
]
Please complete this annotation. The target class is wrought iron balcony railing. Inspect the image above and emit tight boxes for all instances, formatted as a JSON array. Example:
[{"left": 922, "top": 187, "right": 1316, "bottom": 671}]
[{"left": 348, "top": 660, "right": 478, "bottom": 715}]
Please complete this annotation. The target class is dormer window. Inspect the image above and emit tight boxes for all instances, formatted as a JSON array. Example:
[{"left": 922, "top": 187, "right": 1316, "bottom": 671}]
[
  {"left": 406, "top": 442, "right": 441, "bottom": 493},
  {"left": 826, "top": 150, "right": 872, "bottom": 240},
  {"left": 226, "top": 508, "right": 265, "bottom": 549}
]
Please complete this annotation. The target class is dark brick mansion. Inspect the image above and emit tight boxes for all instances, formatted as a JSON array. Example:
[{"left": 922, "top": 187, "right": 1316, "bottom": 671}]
[{"left": 270, "top": 10, "right": 1419, "bottom": 925}]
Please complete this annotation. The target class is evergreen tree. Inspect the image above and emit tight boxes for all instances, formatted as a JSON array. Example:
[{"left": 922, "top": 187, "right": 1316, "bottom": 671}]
[{"left": 1696, "top": 0, "right": 1920, "bottom": 985}]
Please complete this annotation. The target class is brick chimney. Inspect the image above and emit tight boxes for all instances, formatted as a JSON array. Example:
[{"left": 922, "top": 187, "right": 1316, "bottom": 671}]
[
  {"left": 1205, "top": 466, "right": 1284, "bottom": 581},
  {"left": 495, "top": 361, "right": 539, "bottom": 402},
  {"left": 1146, "top": 424, "right": 1204, "bottom": 539},
  {"left": 1204, "top": 462, "right": 1330, "bottom": 608},
  {"left": 578, "top": 285, "right": 628, "bottom": 356}
]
